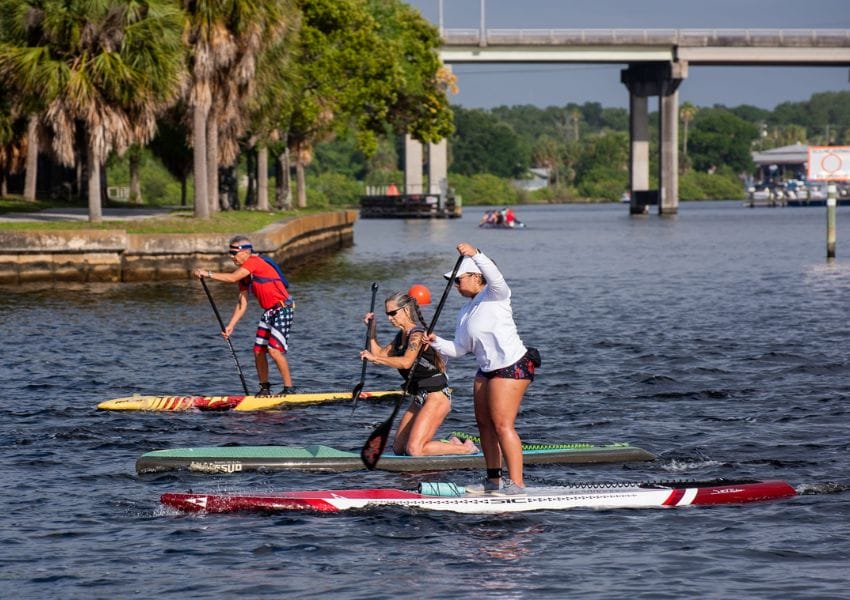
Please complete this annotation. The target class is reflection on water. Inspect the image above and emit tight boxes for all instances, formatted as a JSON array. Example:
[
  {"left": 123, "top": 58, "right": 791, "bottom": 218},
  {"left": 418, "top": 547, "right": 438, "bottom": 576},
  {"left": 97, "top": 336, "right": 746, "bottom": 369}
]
[{"left": 1, "top": 202, "right": 850, "bottom": 598}]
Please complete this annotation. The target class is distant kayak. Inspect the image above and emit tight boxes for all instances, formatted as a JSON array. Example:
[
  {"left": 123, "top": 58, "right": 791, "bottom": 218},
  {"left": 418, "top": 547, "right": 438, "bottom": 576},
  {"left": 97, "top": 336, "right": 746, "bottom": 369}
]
[
  {"left": 136, "top": 435, "right": 655, "bottom": 474},
  {"left": 97, "top": 390, "right": 400, "bottom": 412},
  {"left": 478, "top": 221, "right": 526, "bottom": 229},
  {"left": 161, "top": 478, "right": 796, "bottom": 515}
]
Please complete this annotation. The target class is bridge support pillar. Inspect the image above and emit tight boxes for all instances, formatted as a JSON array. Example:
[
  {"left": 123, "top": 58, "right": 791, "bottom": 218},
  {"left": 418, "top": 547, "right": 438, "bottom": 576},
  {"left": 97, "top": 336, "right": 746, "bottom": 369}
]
[
  {"left": 629, "top": 94, "right": 650, "bottom": 215},
  {"left": 429, "top": 139, "right": 448, "bottom": 208},
  {"left": 404, "top": 134, "right": 424, "bottom": 195},
  {"left": 621, "top": 61, "right": 687, "bottom": 216},
  {"left": 660, "top": 89, "right": 680, "bottom": 215}
]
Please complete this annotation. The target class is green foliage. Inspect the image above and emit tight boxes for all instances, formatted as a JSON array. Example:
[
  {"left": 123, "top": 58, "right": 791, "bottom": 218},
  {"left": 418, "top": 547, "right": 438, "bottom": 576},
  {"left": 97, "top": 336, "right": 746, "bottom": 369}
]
[
  {"left": 312, "top": 134, "right": 368, "bottom": 179},
  {"left": 573, "top": 131, "right": 628, "bottom": 200},
  {"left": 106, "top": 147, "right": 186, "bottom": 205},
  {"left": 772, "top": 91, "right": 850, "bottom": 144},
  {"left": 576, "top": 166, "right": 628, "bottom": 201},
  {"left": 281, "top": 0, "right": 452, "bottom": 160},
  {"left": 450, "top": 107, "right": 530, "bottom": 178},
  {"left": 528, "top": 184, "right": 577, "bottom": 203},
  {"left": 364, "top": 169, "right": 403, "bottom": 187},
  {"left": 679, "top": 169, "right": 745, "bottom": 201},
  {"left": 449, "top": 173, "right": 521, "bottom": 206},
  {"left": 306, "top": 171, "right": 363, "bottom": 207},
  {"left": 689, "top": 109, "right": 759, "bottom": 173}
]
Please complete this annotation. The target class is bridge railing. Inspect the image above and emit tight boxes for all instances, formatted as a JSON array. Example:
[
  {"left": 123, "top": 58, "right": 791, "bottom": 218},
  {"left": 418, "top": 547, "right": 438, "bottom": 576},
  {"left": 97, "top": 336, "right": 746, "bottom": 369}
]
[{"left": 442, "top": 28, "right": 850, "bottom": 47}]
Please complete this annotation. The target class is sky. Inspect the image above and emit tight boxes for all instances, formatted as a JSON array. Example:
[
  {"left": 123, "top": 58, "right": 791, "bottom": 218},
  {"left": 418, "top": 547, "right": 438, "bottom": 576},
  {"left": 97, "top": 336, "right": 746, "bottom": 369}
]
[{"left": 404, "top": 0, "right": 850, "bottom": 110}]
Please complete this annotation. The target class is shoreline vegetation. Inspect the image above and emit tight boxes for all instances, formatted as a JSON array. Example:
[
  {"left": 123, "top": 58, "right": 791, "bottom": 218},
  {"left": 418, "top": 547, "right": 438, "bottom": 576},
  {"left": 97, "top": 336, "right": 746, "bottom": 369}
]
[{"left": 2, "top": 0, "right": 847, "bottom": 226}]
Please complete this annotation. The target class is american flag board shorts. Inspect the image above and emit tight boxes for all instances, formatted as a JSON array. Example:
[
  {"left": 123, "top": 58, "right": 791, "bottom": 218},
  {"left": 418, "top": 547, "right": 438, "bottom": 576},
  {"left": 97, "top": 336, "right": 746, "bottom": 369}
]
[{"left": 254, "top": 305, "right": 293, "bottom": 353}]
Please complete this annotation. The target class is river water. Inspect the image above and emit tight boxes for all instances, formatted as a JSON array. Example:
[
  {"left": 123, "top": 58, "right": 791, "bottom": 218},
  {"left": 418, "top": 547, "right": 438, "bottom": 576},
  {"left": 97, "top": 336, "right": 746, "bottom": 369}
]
[{"left": 2, "top": 201, "right": 849, "bottom": 599}]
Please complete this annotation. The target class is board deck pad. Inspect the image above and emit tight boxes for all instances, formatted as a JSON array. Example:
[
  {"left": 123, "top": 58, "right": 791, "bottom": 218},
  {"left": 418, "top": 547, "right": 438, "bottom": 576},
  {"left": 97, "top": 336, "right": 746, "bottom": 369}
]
[
  {"left": 136, "top": 434, "right": 655, "bottom": 474},
  {"left": 97, "top": 390, "right": 400, "bottom": 412},
  {"left": 160, "top": 478, "right": 797, "bottom": 514}
]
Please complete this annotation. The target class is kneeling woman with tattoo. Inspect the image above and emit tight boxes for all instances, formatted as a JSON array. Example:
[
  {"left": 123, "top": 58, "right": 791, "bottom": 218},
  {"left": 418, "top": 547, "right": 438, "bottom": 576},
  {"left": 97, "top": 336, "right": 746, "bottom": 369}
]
[{"left": 360, "top": 291, "right": 477, "bottom": 456}]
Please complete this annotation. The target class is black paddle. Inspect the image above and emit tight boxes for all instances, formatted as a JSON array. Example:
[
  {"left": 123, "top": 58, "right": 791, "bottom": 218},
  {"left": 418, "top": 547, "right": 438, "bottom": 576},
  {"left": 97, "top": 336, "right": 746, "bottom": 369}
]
[
  {"left": 200, "top": 277, "right": 250, "bottom": 395},
  {"left": 351, "top": 282, "right": 379, "bottom": 414},
  {"left": 360, "top": 255, "right": 464, "bottom": 469}
]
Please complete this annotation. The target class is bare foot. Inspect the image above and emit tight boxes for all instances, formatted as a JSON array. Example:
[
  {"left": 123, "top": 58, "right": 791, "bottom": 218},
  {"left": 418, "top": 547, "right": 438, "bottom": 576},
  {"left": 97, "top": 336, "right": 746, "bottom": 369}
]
[{"left": 463, "top": 439, "right": 479, "bottom": 454}]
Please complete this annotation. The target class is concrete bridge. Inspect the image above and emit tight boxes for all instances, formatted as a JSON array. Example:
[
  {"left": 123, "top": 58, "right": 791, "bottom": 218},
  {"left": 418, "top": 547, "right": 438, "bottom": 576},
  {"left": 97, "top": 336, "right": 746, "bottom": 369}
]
[{"left": 408, "top": 28, "right": 850, "bottom": 215}]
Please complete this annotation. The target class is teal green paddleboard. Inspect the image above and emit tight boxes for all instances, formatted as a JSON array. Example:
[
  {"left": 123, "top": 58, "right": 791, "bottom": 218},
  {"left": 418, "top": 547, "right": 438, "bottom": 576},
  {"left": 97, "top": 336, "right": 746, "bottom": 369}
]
[{"left": 136, "top": 434, "right": 655, "bottom": 474}]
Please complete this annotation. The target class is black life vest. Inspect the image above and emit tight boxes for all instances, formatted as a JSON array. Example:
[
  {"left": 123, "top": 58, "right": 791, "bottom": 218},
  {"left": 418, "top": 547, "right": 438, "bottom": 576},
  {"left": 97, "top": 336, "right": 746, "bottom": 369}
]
[{"left": 391, "top": 326, "right": 447, "bottom": 393}]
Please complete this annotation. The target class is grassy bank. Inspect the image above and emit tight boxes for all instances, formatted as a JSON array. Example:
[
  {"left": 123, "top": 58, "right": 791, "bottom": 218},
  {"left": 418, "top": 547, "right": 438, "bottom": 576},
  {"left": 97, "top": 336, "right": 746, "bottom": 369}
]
[{"left": 0, "top": 197, "right": 328, "bottom": 234}]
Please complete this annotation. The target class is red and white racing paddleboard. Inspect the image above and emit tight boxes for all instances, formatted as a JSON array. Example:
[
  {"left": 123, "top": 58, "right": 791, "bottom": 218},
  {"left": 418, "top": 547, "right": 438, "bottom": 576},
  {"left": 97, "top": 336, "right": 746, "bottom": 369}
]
[{"left": 161, "top": 479, "right": 796, "bottom": 515}]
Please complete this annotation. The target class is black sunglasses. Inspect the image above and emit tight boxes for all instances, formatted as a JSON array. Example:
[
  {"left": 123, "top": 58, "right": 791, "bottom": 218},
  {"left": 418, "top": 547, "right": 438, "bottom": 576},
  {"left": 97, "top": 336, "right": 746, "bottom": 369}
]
[
  {"left": 229, "top": 247, "right": 248, "bottom": 256},
  {"left": 454, "top": 274, "right": 473, "bottom": 284},
  {"left": 386, "top": 308, "right": 403, "bottom": 317}
]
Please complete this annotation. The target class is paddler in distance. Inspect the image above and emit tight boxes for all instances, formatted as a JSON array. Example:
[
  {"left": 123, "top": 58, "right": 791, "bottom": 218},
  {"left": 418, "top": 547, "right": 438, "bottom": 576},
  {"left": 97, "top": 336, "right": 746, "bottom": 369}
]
[
  {"left": 193, "top": 235, "right": 295, "bottom": 397},
  {"left": 359, "top": 286, "right": 477, "bottom": 456}
]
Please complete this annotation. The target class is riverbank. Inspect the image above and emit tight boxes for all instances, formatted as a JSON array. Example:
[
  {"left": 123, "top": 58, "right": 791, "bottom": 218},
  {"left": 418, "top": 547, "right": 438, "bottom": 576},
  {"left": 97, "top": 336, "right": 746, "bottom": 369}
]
[{"left": 0, "top": 209, "right": 357, "bottom": 284}]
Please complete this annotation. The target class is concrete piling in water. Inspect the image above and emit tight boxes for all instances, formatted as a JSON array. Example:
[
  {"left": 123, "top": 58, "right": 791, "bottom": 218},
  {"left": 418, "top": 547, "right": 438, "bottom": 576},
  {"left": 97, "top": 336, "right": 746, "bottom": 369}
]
[{"left": 827, "top": 183, "right": 837, "bottom": 259}]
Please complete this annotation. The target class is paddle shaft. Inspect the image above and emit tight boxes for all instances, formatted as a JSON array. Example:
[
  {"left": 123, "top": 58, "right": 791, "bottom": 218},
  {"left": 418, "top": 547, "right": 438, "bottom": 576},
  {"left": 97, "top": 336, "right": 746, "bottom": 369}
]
[
  {"left": 351, "top": 282, "right": 380, "bottom": 413},
  {"left": 201, "top": 277, "right": 250, "bottom": 395},
  {"left": 361, "top": 255, "right": 465, "bottom": 469}
]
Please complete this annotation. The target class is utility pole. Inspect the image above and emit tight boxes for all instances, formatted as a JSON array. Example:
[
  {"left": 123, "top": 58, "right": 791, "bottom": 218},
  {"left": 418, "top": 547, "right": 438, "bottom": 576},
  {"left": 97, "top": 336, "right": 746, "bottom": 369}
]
[{"left": 480, "top": 0, "right": 486, "bottom": 47}]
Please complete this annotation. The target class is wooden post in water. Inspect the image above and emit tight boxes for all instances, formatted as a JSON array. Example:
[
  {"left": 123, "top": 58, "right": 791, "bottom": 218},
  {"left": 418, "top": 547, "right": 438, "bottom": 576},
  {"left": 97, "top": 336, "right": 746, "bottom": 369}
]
[
  {"left": 827, "top": 182, "right": 837, "bottom": 259},
  {"left": 807, "top": 146, "right": 850, "bottom": 260}
]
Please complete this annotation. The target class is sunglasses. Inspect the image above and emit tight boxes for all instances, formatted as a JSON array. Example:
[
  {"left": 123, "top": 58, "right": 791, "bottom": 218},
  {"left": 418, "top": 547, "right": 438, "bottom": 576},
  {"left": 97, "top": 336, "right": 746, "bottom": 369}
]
[
  {"left": 228, "top": 246, "right": 250, "bottom": 256},
  {"left": 454, "top": 274, "right": 473, "bottom": 284},
  {"left": 386, "top": 308, "right": 403, "bottom": 317}
]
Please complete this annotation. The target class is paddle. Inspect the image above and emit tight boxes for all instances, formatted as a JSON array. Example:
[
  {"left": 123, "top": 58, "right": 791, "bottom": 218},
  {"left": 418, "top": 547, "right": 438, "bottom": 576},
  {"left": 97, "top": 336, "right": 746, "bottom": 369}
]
[
  {"left": 351, "top": 282, "right": 379, "bottom": 414},
  {"left": 360, "top": 255, "right": 464, "bottom": 469},
  {"left": 200, "top": 277, "right": 250, "bottom": 395}
]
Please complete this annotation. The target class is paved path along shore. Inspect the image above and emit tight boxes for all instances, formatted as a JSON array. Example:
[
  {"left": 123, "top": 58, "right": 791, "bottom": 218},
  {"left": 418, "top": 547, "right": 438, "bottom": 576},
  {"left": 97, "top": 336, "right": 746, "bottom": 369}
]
[{"left": 0, "top": 207, "right": 173, "bottom": 222}]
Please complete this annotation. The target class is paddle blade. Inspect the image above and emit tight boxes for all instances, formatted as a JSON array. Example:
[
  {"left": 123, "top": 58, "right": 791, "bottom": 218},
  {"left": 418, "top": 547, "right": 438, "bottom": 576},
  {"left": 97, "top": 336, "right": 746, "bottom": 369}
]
[
  {"left": 350, "top": 381, "right": 365, "bottom": 415},
  {"left": 361, "top": 420, "right": 392, "bottom": 469}
]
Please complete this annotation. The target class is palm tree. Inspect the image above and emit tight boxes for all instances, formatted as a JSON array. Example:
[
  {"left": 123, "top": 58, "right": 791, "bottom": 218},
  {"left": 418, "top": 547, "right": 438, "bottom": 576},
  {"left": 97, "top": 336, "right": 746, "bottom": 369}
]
[
  {"left": 0, "top": 0, "right": 185, "bottom": 222},
  {"left": 680, "top": 101, "right": 698, "bottom": 160},
  {"left": 569, "top": 108, "right": 581, "bottom": 141},
  {"left": 182, "top": 0, "right": 294, "bottom": 216},
  {"left": 0, "top": 88, "right": 27, "bottom": 197}
]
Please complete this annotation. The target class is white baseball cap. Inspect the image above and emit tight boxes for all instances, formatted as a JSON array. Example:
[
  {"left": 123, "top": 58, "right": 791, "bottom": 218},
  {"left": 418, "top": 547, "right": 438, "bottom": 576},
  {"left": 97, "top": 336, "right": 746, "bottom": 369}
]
[{"left": 443, "top": 257, "right": 482, "bottom": 280}]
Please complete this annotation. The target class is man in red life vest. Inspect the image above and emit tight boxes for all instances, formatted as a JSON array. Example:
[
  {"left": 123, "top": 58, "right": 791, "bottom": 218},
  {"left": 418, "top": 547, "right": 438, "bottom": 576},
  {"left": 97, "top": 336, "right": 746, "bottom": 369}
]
[{"left": 194, "top": 235, "right": 295, "bottom": 396}]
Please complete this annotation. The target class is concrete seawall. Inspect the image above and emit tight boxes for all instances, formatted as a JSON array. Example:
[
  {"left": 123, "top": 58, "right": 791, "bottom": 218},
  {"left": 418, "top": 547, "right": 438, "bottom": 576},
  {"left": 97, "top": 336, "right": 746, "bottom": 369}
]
[{"left": 0, "top": 210, "right": 357, "bottom": 284}]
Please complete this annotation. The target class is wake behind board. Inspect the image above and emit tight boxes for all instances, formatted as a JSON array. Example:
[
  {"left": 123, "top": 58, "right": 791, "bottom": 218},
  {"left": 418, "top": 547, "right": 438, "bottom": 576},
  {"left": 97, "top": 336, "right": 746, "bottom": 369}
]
[
  {"left": 97, "top": 390, "right": 400, "bottom": 412},
  {"left": 161, "top": 478, "right": 796, "bottom": 514},
  {"left": 136, "top": 436, "right": 655, "bottom": 474}
]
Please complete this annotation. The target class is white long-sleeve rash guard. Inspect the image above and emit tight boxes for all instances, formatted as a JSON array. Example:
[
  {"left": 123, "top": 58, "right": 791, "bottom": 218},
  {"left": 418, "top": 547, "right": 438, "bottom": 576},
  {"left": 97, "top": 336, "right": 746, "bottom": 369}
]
[{"left": 431, "top": 252, "right": 527, "bottom": 373}]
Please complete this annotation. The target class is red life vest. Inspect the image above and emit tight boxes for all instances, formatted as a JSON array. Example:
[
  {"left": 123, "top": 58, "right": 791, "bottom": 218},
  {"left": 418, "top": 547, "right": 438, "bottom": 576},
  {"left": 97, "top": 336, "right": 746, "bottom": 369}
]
[{"left": 239, "top": 255, "right": 289, "bottom": 310}]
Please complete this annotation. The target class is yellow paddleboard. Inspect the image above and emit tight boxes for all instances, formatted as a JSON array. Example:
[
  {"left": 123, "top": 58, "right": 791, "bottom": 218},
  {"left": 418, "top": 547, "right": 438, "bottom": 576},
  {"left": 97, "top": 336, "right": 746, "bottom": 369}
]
[{"left": 97, "top": 390, "right": 400, "bottom": 412}]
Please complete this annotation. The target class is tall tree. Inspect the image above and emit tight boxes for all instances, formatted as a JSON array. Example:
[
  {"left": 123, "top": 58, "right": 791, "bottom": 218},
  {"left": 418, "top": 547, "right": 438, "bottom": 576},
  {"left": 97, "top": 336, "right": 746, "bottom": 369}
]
[
  {"left": 271, "top": 0, "right": 453, "bottom": 208},
  {"left": 0, "top": 0, "right": 185, "bottom": 221},
  {"left": 680, "top": 101, "right": 698, "bottom": 160},
  {"left": 0, "top": 86, "right": 28, "bottom": 197},
  {"left": 689, "top": 108, "right": 759, "bottom": 173},
  {"left": 182, "top": 0, "right": 294, "bottom": 217},
  {"left": 450, "top": 107, "right": 529, "bottom": 178}
]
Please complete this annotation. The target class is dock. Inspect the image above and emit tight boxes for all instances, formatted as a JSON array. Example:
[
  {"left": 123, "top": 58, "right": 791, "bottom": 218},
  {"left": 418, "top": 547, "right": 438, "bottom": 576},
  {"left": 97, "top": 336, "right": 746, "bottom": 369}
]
[{"left": 359, "top": 193, "right": 462, "bottom": 219}]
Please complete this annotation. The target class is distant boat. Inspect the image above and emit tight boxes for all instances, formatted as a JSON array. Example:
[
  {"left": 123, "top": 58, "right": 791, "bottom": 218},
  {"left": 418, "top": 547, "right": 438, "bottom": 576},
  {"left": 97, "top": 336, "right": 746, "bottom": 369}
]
[
  {"left": 620, "top": 192, "right": 631, "bottom": 203},
  {"left": 479, "top": 221, "right": 525, "bottom": 229},
  {"left": 478, "top": 209, "right": 524, "bottom": 229}
]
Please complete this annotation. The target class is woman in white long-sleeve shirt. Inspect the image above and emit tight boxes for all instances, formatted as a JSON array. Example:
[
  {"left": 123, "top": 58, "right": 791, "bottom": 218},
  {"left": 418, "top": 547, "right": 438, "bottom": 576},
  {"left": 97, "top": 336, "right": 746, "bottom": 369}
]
[{"left": 428, "top": 242, "right": 537, "bottom": 496}]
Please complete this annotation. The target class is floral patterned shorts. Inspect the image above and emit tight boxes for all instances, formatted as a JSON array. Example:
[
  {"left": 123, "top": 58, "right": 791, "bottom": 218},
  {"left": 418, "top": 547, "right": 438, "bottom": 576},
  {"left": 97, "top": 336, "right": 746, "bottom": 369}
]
[{"left": 477, "top": 352, "right": 536, "bottom": 381}]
